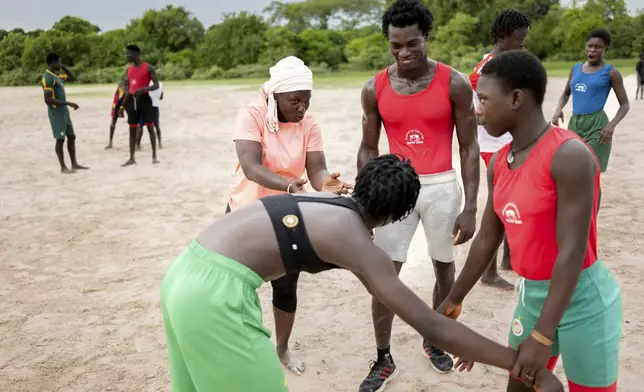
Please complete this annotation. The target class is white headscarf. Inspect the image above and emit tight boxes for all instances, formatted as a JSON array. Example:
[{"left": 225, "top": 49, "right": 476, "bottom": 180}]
[{"left": 260, "top": 56, "right": 313, "bottom": 133}]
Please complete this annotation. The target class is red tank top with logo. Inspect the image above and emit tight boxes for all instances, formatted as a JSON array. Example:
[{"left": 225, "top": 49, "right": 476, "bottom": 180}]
[
  {"left": 127, "top": 62, "right": 151, "bottom": 95},
  {"left": 375, "top": 62, "right": 454, "bottom": 175},
  {"left": 493, "top": 127, "right": 600, "bottom": 280}
]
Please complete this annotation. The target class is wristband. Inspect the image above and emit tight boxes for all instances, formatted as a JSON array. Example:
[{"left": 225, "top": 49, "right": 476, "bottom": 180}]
[
  {"left": 530, "top": 330, "right": 552, "bottom": 347},
  {"left": 286, "top": 183, "right": 292, "bottom": 194}
]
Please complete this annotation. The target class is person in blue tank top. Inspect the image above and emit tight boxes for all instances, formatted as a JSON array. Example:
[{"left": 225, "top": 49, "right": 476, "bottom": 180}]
[{"left": 551, "top": 28, "right": 630, "bottom": 174}]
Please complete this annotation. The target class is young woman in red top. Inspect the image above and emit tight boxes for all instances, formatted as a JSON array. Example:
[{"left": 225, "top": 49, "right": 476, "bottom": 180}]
[{"left": 439, "top": 50, "right": 623, "bottom": 392}]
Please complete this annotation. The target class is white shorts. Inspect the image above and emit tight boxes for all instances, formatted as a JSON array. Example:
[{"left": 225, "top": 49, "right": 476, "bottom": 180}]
[{"left": 374, "top": 170, "right": 462, "bottom": 263}]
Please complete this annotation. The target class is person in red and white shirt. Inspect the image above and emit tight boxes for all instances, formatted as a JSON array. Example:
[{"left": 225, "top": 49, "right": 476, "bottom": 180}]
[{"left": 469, "top": 9, "right": 532, "bottom": 290}]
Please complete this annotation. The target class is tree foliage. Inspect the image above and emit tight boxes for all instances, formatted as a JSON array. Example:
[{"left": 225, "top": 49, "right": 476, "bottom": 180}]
[{"left": 0, "top": 0, "right": 641, "bottom": 85}]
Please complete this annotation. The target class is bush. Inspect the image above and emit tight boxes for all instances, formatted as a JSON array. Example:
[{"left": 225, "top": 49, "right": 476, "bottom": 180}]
[
  {"left": 190, "top": 65, "right": 224, "bottom": 80},
  {"left": 222, "top": 63, "right": 269, "bottom": 79},
  {"left": 344, "top": 33, "right": 390, "bottom": 71},
  {"left": 157, "top": 62, "right": 192, "bottom": 80},
  {"left": 75, "top": 67, "right": 124, "bottom": 84},
  {"left": 0, "top": 68, "right": 40, "bottom": 86}
]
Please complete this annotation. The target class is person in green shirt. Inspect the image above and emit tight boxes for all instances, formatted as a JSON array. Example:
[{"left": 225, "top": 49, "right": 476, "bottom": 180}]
[{"left": 42, "top": 53, "right": 88, "bottom": 174}]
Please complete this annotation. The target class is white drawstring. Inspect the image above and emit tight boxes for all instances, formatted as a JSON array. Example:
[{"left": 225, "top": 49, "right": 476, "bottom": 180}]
[{"left": 515, "top": 277, "right": 526, "bottom": 307}]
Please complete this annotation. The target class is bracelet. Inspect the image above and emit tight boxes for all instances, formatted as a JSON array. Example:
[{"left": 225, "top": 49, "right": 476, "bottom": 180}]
[
  {"left": 286, "top": 183, "right": 292, "bottom": 194},
  {"left": 530, "top": 330, "right": 553, "bottom": 347}
]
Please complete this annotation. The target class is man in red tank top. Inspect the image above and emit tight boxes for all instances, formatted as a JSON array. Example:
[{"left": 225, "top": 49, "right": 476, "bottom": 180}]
[
  {"left": 439, "top": 51, "right": 622, "bottom": 392},
  {"left": 121, "top": 44, "right": 160, "bottom": 166},
  {"left": 469, "top": 9, "right": 532, "bottom": 289},
  {"left": 357, "top": 1, "right": 480, "bottom": 389}
]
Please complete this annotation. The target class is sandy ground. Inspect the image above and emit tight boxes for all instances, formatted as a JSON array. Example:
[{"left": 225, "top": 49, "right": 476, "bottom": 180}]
[{"left": 1, "top": 74, "right": 643, "bottom": 392}]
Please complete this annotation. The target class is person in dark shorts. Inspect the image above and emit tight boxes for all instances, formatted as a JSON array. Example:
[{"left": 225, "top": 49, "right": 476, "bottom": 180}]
[
  {"left": 160, "top": 154, "right": 564, "bottom": 392},
  {"left": 41, "top": 53, "right": 89, "bottom": 174},
  {"left": 136, "top": 80, "right": 163, "bottom": 150},
  {"left": 635, "top": 51, "right": 644, "bottom": 100},
  {"left": 121, "top": 44, "right": 160, "bottom": 166},
  {"left": 105, "top": 78, "right": 127, "bottom": 149}
]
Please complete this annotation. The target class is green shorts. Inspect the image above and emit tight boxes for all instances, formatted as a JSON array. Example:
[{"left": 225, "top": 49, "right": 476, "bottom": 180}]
[
  {"left": 509, "top": 260, "right": 622, "bottom": 388},
  {"left": 568, "top": 110, "right": 610, "bottom": 172},
  {"left": 160, "top": 241, "right": 289, "bottom": 392},
  {"left": 49, "top": 110, "right": 75, "bottom": 140}
]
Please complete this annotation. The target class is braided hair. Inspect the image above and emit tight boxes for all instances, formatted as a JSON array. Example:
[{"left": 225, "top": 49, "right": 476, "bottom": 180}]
[
  {"left": 491, "top": 9, "right": 532, "bottom": 43},
  {"left": 353, "top": 154, "right": 420, "bottom": 224}
]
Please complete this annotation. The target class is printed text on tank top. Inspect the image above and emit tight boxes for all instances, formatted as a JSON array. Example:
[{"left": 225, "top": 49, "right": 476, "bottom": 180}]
[
  {"left": 376, "top": 61, "right": 455, "bottom": 175},
  {"left": 493, "top": 127, "right": 600, "bottom": 280},
  {"left": 260, "top": 194, "right": 364, "bottom": 275}
]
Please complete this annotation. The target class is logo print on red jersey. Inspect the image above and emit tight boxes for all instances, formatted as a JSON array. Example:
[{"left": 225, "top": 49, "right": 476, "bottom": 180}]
[
  {"left": 502, "top": 202, "right": 522, "bottom": 224},
  {"left": 405, "top": 129, "right": 424, "bottom": 145}
]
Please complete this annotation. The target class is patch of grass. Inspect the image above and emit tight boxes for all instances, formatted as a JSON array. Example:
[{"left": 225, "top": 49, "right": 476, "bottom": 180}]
[
  {"left": 543, "top": 58, "right": 634, "bottom": 77},
  {"left": 64, "top": 58, "right": 637, "bottom": 92}
]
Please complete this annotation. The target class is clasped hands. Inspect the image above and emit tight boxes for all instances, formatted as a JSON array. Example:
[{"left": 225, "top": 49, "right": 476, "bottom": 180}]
[{"left": 436, "top": 300, "right": 563, "bottom": 392}]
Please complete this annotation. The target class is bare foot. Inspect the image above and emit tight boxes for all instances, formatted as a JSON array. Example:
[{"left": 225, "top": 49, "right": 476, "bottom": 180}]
[
  {"left": 278, "top": 347, "right": 305, "bottom": 375},
  {"left": 136, "top": 145, "right": 142, "bottom": 151},
  {"left": 121, "top": 159, "right": 136, "bottom": 167},
  {"left": 152, "top": 157, "right": 160, "bottom": 164},
  {"left": 61, "top": 167, "right": 75, "bottom": 174},
  {"left": 72, "top": 164, "right": 89, "bottom": 170},
  {"left": 481, "top": 275, "right": 515, "bottom": 291},
  {"left": 158, "top": 143, "right": 163, "bottom": 149},
  {"left": 105, "top": 143, "right": 112, "bottom": 149}
]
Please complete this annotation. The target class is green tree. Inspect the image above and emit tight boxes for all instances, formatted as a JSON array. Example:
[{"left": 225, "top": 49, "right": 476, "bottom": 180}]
[
  {"left": 197, "top": 12, "right": 267, "bottom": 70},
  {"left": 553, "top": 7, "right": 605, "bottom": 60},
  {"left": 129, "top": 5, "right": 205, "bottom": 53},
  {"left": 260, "top": 26, "right": 301, "bottom": 65},
  {"left": 298, "top": 28, "right": 346, "bottom": 67},
  {"left": 345, "top": 32, "right": 390, "bottom": 70},
  {"left": 52, "top": 16, "right": 100, "bottom": 34},
  {"left": 0, "top": 32, "right": 27, "bottom": 72},
  {"left": 430, "top": 12, "right": 481, "bottom": 69},
  {"left": 526, "top": 5, "right": 564, "bottom": 59}
]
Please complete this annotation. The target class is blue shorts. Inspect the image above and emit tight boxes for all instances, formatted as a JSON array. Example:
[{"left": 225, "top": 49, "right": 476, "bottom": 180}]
[{"left": 139, "top": 106, "right": 159, "bottom": 128}]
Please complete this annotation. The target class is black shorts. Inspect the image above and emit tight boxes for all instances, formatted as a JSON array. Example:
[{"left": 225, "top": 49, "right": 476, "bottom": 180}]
[{"left": 125, "top": 94, "right": 155, "bottom": 128}]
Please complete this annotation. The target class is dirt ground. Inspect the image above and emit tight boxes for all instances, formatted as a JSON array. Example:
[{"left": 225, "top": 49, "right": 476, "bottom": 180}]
[{"left": 1, "top": 74, "right": 643, "bottom": 392}]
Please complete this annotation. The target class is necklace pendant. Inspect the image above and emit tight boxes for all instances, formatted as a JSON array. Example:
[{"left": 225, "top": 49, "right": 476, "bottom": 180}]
[{"left": 507, "top": 152, "right": 515, "bottom": 164}]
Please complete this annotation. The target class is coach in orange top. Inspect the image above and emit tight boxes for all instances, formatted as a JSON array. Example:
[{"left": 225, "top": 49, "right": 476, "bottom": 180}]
[
  {"left": 227, "top": 56, "right": 351, "bottom": 376},
  {"left": 469, "top": 9, "right": 532, "bottom": 289}
]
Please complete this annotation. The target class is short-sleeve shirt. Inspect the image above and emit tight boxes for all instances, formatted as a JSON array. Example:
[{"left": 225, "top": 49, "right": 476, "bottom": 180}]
[
  {"left": 149, "top": 81, "right": 163, "bottom": 107},
  {"left": 42, "top": 70, "right": 68, "bottom": 114},
  {"left": 228, "top": 104, "right": 324, "bottom": 210}
]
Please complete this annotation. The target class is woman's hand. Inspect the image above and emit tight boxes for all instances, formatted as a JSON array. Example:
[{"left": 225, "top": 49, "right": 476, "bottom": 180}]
[
  {"left": 512, "top": 334, "right": 552, "bottom": 388},
  {"left": 321, "top": 172, "right": 353, "bottom": 195},
  {"left": 533, "top": 368, "right": 564, "bottom": 392},
  {"left": 436, "top": 299, "right": 462, "bottom": 320},
  {"left": 288, "top": 178, "right": 308, "bottom": 193}
]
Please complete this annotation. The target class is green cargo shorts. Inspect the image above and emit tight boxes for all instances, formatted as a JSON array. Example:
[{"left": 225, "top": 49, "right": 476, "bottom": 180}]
[
  {"left": 49, "top": 110, "right": 75, "bottom": 140},
  {"left": 508, "top": 260, "right": 622, "bottom": 388},
  {"left": 568, "top": 110, "right": 610, "bottom": 172},
  {"left": 161, "top": 241, "right": 289, "bottom": 392}
]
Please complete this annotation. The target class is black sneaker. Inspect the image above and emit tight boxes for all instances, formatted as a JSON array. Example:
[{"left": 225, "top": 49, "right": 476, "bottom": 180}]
[
  {"left": 423, "top": 341, "right": 454, "bottom": 373},
  {"left": 358, "top": 353, "right": 399, "bottom": 392}
]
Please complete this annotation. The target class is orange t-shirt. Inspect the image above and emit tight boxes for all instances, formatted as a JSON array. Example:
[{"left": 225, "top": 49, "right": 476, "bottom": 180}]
[{"left": 228, "top": 104, "right": 324, "bottom": 210}]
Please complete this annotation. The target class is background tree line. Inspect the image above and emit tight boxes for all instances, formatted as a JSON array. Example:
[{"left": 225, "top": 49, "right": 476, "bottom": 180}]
[{"left": 0, "top": 0, "right": 641, "bottom": 86}]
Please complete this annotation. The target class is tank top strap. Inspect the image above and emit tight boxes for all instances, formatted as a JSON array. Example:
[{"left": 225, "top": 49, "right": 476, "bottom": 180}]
[
  {"left": 259, "top": 194, "right": 319, "bottom": 275},
  {"left": 375, "top": 67, "right": 390, "bottom": 101},
  {"left": 493, "top": 144, "right": 512, "bottom": 183},
  {"left": 435, "top": 62, "right": 452, "bottom": 88},
  {"left": 295, "top": 195, "right": 362, "bottom": 216}
]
